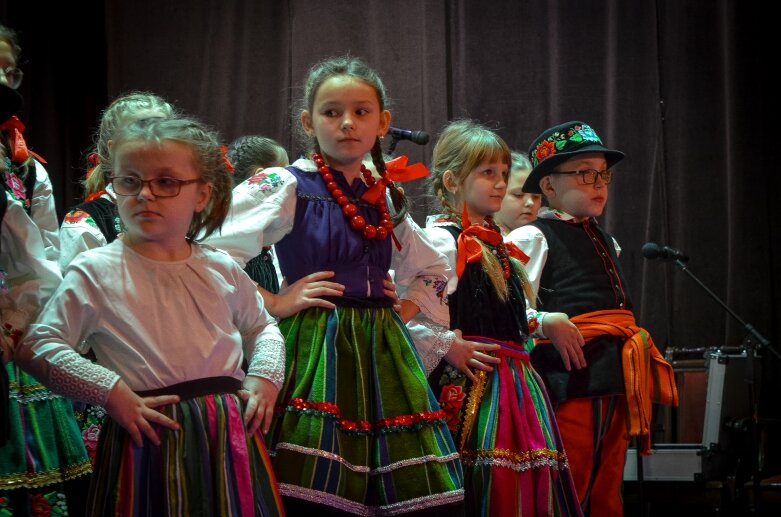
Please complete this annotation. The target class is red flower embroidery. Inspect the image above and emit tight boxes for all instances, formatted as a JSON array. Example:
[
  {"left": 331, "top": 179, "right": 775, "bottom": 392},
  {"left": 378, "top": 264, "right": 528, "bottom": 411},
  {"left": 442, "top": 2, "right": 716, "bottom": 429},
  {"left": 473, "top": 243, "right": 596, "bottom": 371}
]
[
  {"left": 438, "top": 384, "right": 466, "bottom": 431},
  {"left": 30, "top": 492, "right": 52, "bottom": 516},
  {"left": 63, "top": 209, "right": 90, "bottom": 224},
  {"left": 534, "top": 140, "right": 556, "bottom": 163}
]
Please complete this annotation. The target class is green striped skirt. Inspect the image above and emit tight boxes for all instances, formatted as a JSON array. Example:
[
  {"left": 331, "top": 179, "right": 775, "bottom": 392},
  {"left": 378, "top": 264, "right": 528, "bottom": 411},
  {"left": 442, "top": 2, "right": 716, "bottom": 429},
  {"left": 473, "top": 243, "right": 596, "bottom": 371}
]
[
  {"left": 268, "top": 304, "right": 464, "bottom": 515},
  {"left": 0, "top": 363, "right": 91, "bottom": 489}
]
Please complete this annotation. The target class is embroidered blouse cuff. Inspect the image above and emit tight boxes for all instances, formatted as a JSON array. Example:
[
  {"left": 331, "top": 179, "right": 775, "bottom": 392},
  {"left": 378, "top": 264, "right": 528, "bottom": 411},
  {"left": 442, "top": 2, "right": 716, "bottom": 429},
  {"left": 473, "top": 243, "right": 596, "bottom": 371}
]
[
  {"left": 48, "top": 349, "right": 120, "bottom": 406},
  {"left": 246, "top": 337, "right": 286, "bottom": 390},
  {"left": 526, "top": 308, "right": 548, "bottom": 339},
  {"left": 411, "top": 318, "right": 455, "bottom": 375}
]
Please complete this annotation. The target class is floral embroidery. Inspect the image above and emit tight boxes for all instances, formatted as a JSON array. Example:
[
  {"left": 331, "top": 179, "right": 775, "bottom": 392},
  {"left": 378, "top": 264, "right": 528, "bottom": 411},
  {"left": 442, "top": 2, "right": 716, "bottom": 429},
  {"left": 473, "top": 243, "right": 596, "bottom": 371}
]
[
  {"left": 30, "top": 490, "right": 68, "bottom": 516},
  {"left": 63, "top": 209, "right": 94, "bottom": 226},
  {"left": 423, "top": 277, "right": 448, "bottom": 304},
  {"left": 82, "top": 423, "right": 102, "bottom": 465},
  {"left": 248, "top": 170, "right": 284, "bottom": 192},
  {"left": 4, "top": 170, "right": 30, "bottom": 209},
  {"left": 0, "top": 496, "right": 10, "bottom": 516},
  {"left": 438, "top": 384, "right": 466, "bottom": 431},
  {"left": 3, "top": 323, "right": 23, "bottom": 347},
  {"left": 531, "top": 123, "right": 603, "bottom": 167}
]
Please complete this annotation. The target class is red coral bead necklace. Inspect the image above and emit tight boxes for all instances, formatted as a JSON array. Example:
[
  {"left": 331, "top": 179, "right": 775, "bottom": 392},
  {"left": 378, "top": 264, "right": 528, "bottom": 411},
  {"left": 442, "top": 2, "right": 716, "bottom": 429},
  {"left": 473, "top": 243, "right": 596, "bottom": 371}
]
[{"left": 313, "top": 152, "right": 394, "bottom": 240}]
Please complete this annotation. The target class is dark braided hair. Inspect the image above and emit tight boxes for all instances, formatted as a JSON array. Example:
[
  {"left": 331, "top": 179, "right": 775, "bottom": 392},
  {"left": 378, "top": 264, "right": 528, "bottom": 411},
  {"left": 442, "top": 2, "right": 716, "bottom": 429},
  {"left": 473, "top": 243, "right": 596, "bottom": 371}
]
[
  {"left": 226, "top": 135, "right": 289, "bottom": 186},
  {"left": 299, "top": 55, "right": 409, "bottom": 223}
]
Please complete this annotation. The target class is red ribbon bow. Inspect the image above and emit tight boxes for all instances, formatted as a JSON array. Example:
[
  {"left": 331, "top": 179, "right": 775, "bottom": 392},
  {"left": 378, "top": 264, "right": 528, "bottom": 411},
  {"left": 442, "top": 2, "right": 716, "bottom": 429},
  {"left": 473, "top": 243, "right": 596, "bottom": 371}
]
[
  {"left": 0, "top": 116, "right": 29, "bottom": 163},
  {"left": 361, "top": 155, "right": 429, "bottom": 205},
  {"left": 220, "top": 144, "right": 234, "bottom": 173},
  {"left": 455, "top": 203, "right": 529, "bottom": 277}
]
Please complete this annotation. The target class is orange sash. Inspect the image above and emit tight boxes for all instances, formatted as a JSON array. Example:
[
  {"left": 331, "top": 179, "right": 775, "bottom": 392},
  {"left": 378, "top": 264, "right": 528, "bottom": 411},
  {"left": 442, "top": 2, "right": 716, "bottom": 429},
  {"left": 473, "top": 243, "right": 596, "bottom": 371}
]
[{"left": 540, "top": 309, "right": 678, "bottom": 455}]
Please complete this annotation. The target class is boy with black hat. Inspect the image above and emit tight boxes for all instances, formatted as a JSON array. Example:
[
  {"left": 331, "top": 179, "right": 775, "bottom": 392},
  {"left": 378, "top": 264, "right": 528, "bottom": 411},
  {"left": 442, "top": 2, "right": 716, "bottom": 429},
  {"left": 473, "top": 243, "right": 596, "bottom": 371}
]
[{"left": 506, "top": 121, "right": 677, "bottom": 516}]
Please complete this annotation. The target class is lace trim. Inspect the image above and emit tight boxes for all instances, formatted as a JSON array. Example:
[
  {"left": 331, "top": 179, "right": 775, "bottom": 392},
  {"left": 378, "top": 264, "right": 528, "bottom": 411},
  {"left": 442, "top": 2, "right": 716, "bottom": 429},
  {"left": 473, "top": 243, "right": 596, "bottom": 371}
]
[
  {"left": 274, "top": 442, "right": 460, "bottom": 475},
  {"left": 0, "top": 460, "right": 92, "bottom": 489},
  {"left": 246, "top": 337, "right": 285, "bottom": 390},
  {"left": 410, "top": 319, "right": 454, "bottom": 375},
  {"left": 278, "top": 484, "right": 464, "bottom": 516},
  {"left": 49, "top": 350, "right": 119, "bottom": 406}
]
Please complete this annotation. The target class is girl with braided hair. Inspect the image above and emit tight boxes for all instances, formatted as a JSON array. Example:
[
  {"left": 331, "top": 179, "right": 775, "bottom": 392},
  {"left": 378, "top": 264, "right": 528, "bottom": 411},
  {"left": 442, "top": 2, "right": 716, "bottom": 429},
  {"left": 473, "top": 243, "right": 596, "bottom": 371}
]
[
  {"left": 205, "top": 55, "right": 464, "bottom": 515},
  {"left": 409, "top": 120, "right": 582, "bottom": 516}
]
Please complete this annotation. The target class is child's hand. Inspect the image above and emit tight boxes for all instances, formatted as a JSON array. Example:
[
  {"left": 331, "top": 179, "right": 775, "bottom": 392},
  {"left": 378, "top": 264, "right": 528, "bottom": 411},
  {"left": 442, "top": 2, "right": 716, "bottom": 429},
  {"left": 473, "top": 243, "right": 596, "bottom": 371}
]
[
  {"left": 104, "top": 379, "right": 180, "bottom": 447},
  {"left": 237, "top": 375, "right": 279, "bottom": 435},
  {"left": 542, "top": 312, "right": 586, "bottom": 371},
  {"left": 444, "top": 330, "right": 501, "bottom": 382},
  {"left": 383, "top": 273, "right": 402, "bottom": 313},
  {"left": 264, "top": 271, "right": 345, "bottom": 318}
]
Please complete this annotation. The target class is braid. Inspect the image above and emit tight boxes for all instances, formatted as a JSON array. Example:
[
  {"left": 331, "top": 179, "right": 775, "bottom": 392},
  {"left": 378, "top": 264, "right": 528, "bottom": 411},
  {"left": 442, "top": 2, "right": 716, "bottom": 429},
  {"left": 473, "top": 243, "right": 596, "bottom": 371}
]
[
  {"left": 436, "top": 187, "right": 461, "bottom": 226},
  {"left": 370, "top": 138, "right": 409, "bottom": 224}
]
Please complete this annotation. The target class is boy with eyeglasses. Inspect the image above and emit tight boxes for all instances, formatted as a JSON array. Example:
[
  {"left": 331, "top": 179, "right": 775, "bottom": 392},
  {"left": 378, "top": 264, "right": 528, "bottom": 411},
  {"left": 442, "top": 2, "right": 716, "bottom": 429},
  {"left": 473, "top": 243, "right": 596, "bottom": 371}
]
[{"left": 506, "top": 121, "right": 676, "bottom": 516}]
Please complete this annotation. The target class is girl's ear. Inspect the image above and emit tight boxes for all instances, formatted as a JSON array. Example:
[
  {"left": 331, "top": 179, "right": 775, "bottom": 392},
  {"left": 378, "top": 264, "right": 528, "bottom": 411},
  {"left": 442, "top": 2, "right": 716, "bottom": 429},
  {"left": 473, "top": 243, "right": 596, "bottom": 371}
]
[
  {"left": 301, "top": 111, "right": 314, "bottom": 136},
  {"left": 443, "top": 170, "right": 458, "bottom": 194},
  {"left": 194, "top": 182, "right": 213, "bottom": 213},
  {"left": 378, "top": 110, "right": 391, "bottom": 137}
]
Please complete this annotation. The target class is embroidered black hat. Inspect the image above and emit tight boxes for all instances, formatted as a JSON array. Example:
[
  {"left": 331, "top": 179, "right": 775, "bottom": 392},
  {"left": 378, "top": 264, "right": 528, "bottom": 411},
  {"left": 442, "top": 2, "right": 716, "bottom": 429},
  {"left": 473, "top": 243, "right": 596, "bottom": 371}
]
[
  {"left": 0, "top": 84, "right": 22, "bottom": 123},
  {"left": 522, "top": 121, "right": 624, "bottom": 194}
]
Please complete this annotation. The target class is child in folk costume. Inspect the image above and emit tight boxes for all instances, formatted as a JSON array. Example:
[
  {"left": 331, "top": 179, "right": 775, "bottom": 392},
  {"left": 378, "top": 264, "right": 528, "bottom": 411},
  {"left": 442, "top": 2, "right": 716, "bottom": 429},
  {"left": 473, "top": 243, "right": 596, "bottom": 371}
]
[
  {"left": 0, "top": 25, "right": 91, "bottom": 514},
  {"left": 205, "top": 56, "right": 464, "bottom": 515},
  {"left": 506, "top": 120, "right": 677, "bottom": 516},
  {"left": 17, "top": 116, "right": 285, "bottom": 516},
  {"left": 495, "top": 151, "right": 541, "bottom": 235},
  {"left": 409, "top": 120, "right": 582, "bottom": 516},
  {"left": 59, "top": 91, "right": 175, "bottom": 271}
]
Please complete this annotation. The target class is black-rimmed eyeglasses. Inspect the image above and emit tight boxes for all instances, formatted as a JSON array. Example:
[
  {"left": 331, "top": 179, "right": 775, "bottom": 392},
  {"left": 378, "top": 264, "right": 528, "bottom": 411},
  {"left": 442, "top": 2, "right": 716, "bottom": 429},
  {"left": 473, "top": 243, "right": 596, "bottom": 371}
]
[
  {"left": 551, "top": 168, "right": 613, "bottom": 185},
  {"left": 1, "top": 67, "right": 23, "bottom": 90},
  {"left": 109, "top": 176, "right": 202, "bottom": 198}
]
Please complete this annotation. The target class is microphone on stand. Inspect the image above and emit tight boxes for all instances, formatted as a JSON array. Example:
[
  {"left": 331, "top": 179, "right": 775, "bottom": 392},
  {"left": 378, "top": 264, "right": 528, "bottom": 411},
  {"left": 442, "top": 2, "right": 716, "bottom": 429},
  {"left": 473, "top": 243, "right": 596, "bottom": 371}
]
[
  {"left": 641, "top": 242, "right": 689, "bottom": 263},
  {"left": 388, "top": 127, "right": 430, "bottom": 145}
]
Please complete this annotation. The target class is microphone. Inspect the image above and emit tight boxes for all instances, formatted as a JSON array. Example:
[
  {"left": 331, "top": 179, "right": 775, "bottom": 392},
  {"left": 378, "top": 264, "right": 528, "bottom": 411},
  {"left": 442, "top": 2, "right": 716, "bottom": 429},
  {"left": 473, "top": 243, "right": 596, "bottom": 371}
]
[
  {"left": 388, "top": 126, "right": 430, "bottom": 145},
  {"left": 641, "top": 242, "right": 689, "bottom": 262}
]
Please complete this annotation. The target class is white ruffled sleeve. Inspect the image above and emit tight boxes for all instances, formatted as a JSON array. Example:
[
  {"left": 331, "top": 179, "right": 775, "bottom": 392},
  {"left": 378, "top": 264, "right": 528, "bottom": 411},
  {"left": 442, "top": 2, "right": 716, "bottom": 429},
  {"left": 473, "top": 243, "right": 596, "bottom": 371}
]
[
  {"left": 505, "top": 224, "right": 549, "bottom": 297},
  {"left": 58, "top": 208, "right": 109, "bottom": 272},
  {"left": 205, "top": 167, "right": 298, "bottom": 267},
  {"left": 391, "top": 216, "right": 452, "bottom": 326},
  {"left": 30, "top": 161, "right": 60, "bottom": 263},
  {"left": 15, "top": 264, "right": 120, "bottom": 406},
  {"left": 225, "top": 256, "right": 286, "bottom": 389}
]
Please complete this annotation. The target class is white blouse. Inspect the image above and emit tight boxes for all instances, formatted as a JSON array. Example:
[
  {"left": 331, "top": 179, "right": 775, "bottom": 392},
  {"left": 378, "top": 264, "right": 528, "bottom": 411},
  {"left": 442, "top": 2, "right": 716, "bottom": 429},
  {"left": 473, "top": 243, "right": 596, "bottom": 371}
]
[{"left": 17, "top": 240, "right": 285, "bottom": 406}]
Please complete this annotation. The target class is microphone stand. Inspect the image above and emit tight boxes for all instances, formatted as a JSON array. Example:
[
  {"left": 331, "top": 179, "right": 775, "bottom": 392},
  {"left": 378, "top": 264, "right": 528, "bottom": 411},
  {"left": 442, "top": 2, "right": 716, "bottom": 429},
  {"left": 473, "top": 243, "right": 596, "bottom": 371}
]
[
  {"left": 386, "top": 135, "right": 401, "bottom": 157},
  {"left": 671, "top": 259, "right": 772, "bottom": 511}
]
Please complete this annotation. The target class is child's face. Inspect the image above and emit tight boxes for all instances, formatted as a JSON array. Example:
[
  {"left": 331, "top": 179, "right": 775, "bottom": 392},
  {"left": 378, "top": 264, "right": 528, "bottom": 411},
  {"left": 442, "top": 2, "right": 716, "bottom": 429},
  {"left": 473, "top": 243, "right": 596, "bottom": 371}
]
[
  {"left": 0, "top": 39, "right": 17, "bottom": 88},
  {"left": 302, "top": 76, "right": 390, "bottom": 173},
  {"left": 542, "top": 153, "right": 609, "bottom": 221},
  {"left": 454, "top": 160, "right": 508, "bottom": 224},
  {"left": 113, "top": 140, "right": 212, "bottom": 250},
  {"left": 495, "top": 168, "right": 541, "bottom": 230}
]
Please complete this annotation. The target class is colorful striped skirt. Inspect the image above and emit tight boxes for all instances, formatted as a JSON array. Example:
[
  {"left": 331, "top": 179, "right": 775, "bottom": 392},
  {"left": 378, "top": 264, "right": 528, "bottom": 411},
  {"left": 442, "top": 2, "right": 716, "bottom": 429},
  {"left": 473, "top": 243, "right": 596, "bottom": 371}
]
[
  {"left": 87, "top": 377, "right": 283, "bottom": 517},
  {"left": 0, "top": 363, "right": 91, "bottom": 513},
  {"left": 433, "top": 337, "right": 581, "bottom": 517},
  {"left": 268, "top": 304, "right": 464, "bottom": 515}
]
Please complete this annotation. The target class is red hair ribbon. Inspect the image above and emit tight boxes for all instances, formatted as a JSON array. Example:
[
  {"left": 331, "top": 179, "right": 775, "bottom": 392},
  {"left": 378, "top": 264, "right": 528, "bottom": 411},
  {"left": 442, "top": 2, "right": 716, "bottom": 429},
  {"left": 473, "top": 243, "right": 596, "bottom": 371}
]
[
  {"left": 361, "top": 155, "right": 428, "bottom": 205},
  {"left": 85, "top": 152, "right": 100, "bottom": 180},
  {"left": 0, "top": 116, "right": 30, "bottom": 163},
  {"left": 220, "top": 144, "right": 234, "bottom": 173}
]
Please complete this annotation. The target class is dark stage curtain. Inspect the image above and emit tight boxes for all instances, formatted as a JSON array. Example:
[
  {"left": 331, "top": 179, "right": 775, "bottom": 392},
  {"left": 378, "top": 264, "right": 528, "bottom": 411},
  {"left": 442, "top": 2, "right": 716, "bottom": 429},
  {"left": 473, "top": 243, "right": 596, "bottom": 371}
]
[{"left": 2, "top": 0, "right": 777, "bottom": 437}]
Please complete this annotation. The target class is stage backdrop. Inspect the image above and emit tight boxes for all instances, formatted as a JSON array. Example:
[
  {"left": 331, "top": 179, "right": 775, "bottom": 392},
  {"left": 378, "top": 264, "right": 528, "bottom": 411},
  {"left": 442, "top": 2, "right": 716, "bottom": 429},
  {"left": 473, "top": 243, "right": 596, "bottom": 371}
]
[{"left": 2, "top": 1, "right": 777, "bottom": 416}]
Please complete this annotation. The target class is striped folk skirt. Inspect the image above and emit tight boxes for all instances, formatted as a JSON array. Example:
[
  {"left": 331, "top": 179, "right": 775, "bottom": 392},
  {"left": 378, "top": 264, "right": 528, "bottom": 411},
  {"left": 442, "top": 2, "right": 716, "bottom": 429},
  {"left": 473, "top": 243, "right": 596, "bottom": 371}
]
[
  {"left": 267, "top": 304, "right": 464, "bottom": 515},
  {"left": 0, "top": 363, "right": 91, "bottom": 513},
  {"left": 87, "top": 379, "right": 283, "bottom": 517},
  {"left": 433, "top": 337, "right": 582, "bottom": 517}
]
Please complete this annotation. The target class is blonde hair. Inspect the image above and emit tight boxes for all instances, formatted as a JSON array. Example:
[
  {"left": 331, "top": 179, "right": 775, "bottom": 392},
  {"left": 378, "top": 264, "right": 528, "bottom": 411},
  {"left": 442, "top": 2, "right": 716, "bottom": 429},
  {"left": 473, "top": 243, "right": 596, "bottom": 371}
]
[
  {"left": 106, "top": 116, "right": 232, "bottom": 240},
  {"left": 429, "top": 120, "right": 534, "bottom": 304},
  {"left": 510, "top": 151, "right": 532, "bottom": 177},
  {"left": 83, "top": 91, "right": 175, "bottom": 197}
]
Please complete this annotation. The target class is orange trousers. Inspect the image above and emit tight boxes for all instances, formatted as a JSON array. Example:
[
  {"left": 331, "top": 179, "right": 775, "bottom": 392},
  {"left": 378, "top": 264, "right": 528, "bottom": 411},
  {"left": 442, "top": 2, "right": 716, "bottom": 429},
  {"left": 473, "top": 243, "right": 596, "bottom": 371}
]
[{"left": 555, "top": 396, "right": 628, "bottom": 517}]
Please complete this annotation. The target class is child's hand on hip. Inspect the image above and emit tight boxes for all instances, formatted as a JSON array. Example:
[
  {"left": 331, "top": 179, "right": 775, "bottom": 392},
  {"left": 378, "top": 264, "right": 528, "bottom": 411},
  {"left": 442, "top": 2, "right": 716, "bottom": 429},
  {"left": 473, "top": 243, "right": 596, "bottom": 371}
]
[
  {"left": 105, "top": 379, "right": 180, "bottom": 447},
  {"left": 543, "top": 312, "right": 586, "bottom": 370},
  {"left": 238, "top": 375, "right": 279, "bottom": 435}
]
